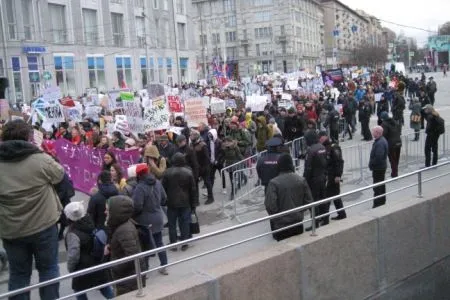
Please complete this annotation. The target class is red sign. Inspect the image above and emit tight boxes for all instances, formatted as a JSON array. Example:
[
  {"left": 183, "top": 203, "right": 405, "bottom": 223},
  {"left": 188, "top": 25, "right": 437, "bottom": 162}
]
[{"left": 167, "top": 95, "right": 182, "bottom": 113}]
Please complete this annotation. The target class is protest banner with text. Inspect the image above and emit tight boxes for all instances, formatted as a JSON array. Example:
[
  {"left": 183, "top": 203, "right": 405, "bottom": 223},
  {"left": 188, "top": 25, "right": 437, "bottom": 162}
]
[{"left": 184, "top": 98, "right": 208, "bottom": 126}]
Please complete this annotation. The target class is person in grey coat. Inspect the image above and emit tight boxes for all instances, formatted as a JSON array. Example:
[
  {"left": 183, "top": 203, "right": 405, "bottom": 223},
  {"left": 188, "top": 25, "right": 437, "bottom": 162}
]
[
  {"left": 264, "top": 153, "right": 313, "bottom": 241},
  {"left": 132, "top": 163, "right": 168, "bottom": 275},
  {"left": 369, "top": 126, "right": 388, "bottom": 208}
]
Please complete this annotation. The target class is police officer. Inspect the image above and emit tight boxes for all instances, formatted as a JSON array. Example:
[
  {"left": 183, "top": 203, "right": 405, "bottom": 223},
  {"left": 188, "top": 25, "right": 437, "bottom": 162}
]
[
  {"left": 303, "top": 130, "right": 327, "bottom": 230},
  {"left": 319, "top": 132, "right": 347, "bottom": 224},
  {"left": 256, "top": 137, "right": 284, "bottom": 194}
]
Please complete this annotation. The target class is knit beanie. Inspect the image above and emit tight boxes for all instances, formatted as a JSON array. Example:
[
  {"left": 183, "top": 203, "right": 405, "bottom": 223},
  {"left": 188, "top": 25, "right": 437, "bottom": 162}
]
[
  {"left": 277, "top": 153, "right": 295, "bottom": 173},
  {"left": 64, "top": 202, "right": 86, "bottom": 222},
  {"left": 135, "top": 163, "right": 149, "bottom": 177}
]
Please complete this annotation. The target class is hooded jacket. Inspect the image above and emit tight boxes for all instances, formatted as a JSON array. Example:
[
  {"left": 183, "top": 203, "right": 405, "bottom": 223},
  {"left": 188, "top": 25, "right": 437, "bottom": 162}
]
[
  {"left": 303, "top": 131, "right": 327, "bottom": 185},
  {"left": 132, "top": 174, "right": 167, "bottom": 233},
  {"left": 107, "top": 196, "right": 144, "bottom": 296},
  {"left": 161, "top": 153, "right": 198, "bottom": 208},
  {"left": 144, "top": 145, "right": 167, "bottom": 179},
  {"left": 65, "top": 215, "right": 109, "bottom": 291},
  {"left": 208, "top": 129, "right": 223, "bottom": 165},
  {"left": 256, "top": 116, "right": 270, "bottom": 152},
  {"left": 220, "top": 139, "right": 243, "bottom": 168},
  {"left": 0, "top": 140, "right": 65, "bottom": 239},
  {"left": 381, "top": 118, "right": 402, "bottom": 148},
  {"left": 88, "top": 183, "right": 119, "bottom": 229}
]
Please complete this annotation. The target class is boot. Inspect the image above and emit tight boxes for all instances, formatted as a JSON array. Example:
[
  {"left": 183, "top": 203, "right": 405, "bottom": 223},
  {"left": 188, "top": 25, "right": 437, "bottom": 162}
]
[{"left": 205, "top": 197, "right": 214, "bottom": 205}]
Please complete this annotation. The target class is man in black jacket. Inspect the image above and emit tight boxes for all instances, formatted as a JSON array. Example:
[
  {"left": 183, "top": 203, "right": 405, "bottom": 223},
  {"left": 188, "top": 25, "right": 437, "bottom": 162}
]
[
  {"left": 303, "top": 130, "right": 327, "bottom": 229},
  {"left": 369, "top": 126, "right": 388, "bottom": 208},
  {"left": 87, "top": 171, "right": 119, "bottom": 229},
  {"left": 176, "top": 135, "right": 199, "bottom": 181},
  {"left": 380, "top": 112, "right": 402, "bottom": 178},
  {"left": 156, "top": 135, "right": 176, "bottom": 167},
  {"left": 319, "top": 132, "right": 346, "bottom": 222},
  {"left": 161, "top": 153, "right": 198, "bottom": 250},
  {"left": 283, "top": 107, "right": 305, "bottom": 142},
  {"left": 323, "top": 104, "right": 340, "bottom": 144},
  {"left": 392, "top": 82, "right": 406, "bottom": 134},
  {"left": 190, "top": 129, "right": 213, "bottom": 205},
  {"left": 256, "top": 137, "right": 284, "bottom": 193}
]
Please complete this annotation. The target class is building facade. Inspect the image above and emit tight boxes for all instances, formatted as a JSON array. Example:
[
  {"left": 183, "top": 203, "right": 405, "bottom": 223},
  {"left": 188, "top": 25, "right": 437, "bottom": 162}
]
[
  {"left": 0, "top": 0, "right": 197, "bottom": 104},
  {"left": 321, "top": 0, "right": 369, "bottom": 67},
  {"left": 192, "top": 0, "right": 325, "bottom": 79},
  {"left": 356, "top": 11, "right": 384, "bottom": 48}
]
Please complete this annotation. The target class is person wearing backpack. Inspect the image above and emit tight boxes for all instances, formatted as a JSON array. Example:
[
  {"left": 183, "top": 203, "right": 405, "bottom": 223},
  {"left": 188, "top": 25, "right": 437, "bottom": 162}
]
[
  {"left": 64, "top": 202, "right": 113, "bottom": 300},
  {"left": 423, "top": 105, "right": 445, "bottom": 167},
  {"left": 132, "top": 164, "right": 169, "bottom": 275}
]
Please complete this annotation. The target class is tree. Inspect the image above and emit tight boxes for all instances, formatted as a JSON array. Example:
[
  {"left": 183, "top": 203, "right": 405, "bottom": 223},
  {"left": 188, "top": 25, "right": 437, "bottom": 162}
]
[
  {"left": 438, "top": 22, "right": 450, "bottom": 35},
  {"left": 352, "top": 45, "right": 388, "bottom": 68}
]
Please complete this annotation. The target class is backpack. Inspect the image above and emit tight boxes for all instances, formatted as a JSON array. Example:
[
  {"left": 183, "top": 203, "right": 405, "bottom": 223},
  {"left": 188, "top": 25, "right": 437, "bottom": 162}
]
[
  {"left": 436, "top": 116, "right": 445, "bottom": 135},
  {"left": 91, "top": 229, "right": 108, "bottom": 262}
]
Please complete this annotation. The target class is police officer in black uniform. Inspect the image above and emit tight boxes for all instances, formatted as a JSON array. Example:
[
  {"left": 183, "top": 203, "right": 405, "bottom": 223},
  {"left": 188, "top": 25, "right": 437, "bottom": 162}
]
[
  {"left": 256, "top": 137, "right": 284, "bottom": 194},
  {"left": 303, "top": 130, "right": 327, "bottom": 230},
  {"left": 319, "top": 132, "right": 347, "bottom": 224}
]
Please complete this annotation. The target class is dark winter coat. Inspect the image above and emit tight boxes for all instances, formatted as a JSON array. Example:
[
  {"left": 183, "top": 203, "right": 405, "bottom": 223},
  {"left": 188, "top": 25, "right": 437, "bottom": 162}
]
[
  {"left": 283, "top": 115, "right": 305, "bottom": 141},
  {"left": 255, "top": 116, "right": 270, "bottom": 152},
  {"left": 256, "top": 150, "right": 283, "bottom": 187},
  {"left": 176, "top": 145, "right": 199, "bottom": 180},
  {"left": 107, "top": 196, "right": 145, "bottom": 297},
  {"left": 219, "top": 140, "right": 243, "bottom": 169},
  {"left": 121, "top": 177, "right": 138, "bottom": 198},
  {"left": 264, "top": 172, "right": 313, "bottom": 236},
  {"left": 410, "top": 102, "right": 422, "bottom": 131},
  {"left": 192, "top": 139, "right": 211, "bottom": 177},
  {"left": 158, "top": 142, "right": 176, "bottom": 167},
  {"left": 228, "top": 128, "right": 251, "bottom": 156},
  {"left": 132, "top": 174, "right": 167, "bottom": 233},
  {"left": 65, "top": 216, "right": 109, "bottom": 291},
  {"left": 326, "top": 144, "right": 344, "bottom": 179},
  {"left": 392, "top": 92, "right": 406, "bottom": 122},
  {"left": 303, "top": 131, "right": 327, "bottom": 185},
  {"left": 161, "top": 153, "right": 198, "bottom": 209},
  {"left": 369, "top": 137, "right": 388, "bottom": 171},
  {"left": 381, "top": 118, "right": 402, "bottom": 149},
  {"left": 88, "top": 183, "right": 119, "bottom": 229}
]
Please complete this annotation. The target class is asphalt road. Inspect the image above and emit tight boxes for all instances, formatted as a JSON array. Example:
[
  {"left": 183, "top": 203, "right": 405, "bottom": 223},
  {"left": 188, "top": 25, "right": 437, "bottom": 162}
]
[{"left": 1, "top": 72, "right": 449, "bottom": 299}]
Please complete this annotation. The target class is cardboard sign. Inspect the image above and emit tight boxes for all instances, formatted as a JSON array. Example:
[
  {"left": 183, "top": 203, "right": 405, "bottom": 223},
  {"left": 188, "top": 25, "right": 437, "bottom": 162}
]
[
  {"left": 210, "top": 98, "right": 226, "bottom": 114},
  {"left": 167, "top": 95, "right": 182, "bottom": 113},
  {"left": 246, "top": 95, "right": 268, "bottom": 112},
  {"left": 225, "top": 99, "right": 237, "bottom": 109},
  {"left": 85, "top": 106, "right": 102, "bottom": 121},
  {"left": 33, "top": 129, "right": 44, "bottom": 149},
  {"left": 184, "top": 98, "right": 208, "bottom": 126},
  {"left": 114, "top": 115, "right": 129, "bottom": 134},
  {"left": 278, "top": 99, "right": 293, "bottom": 109},
  {"left": 286, "top": 81, "right": 299, "bottom": 91},
  {"left": 108, "top": 90, "right": 121, "bottom": 110},
  {"left": 273, "top": 87, "right": 283, "bottom": 94},
  {"left": 43, "top": 102, "right": 65, "bottom": 123},
  {"left": 143, "top": 98, "right": 170, "bottom": 131},
  {"left": 65, "top": 107, "right": 83, "bottom": 122},
  {"left": 43, "top": 87, "right": 61, "bottom": 105},
  {"left": 0, "top": 99, "right": 9, "bottom": 121},
  {"left": 122, "top": 96, "right": 144, "bottom": 135}
]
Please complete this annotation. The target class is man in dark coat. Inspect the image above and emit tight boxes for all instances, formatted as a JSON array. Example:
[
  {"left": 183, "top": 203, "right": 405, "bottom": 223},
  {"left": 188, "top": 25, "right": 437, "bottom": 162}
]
[
  {"left": 190, "top": 129, "right": 214, "bottom": 205},
  {"left": 392, "top": 82, "right": 406, "bottom": 133},
  {"left": 175, "top": 135, "right": 199, "bottom": 181},
  {"left": 264, "top": 153, "right": 313, "bottom": 241},
  {"left": 426, "top": 77, "right": 437, "bottom": 106},
  {"left": 323, "top": 104, "right": 340, "bottom": 144},
  {"left": 88, "top": 171, "right": 119, "bottom": 229},
  {"left": 380, "top": 112, "right": 402, "bottom": 178},
  {"left": 256, "top": 137, "right": 284, "bottom": 193},
  {"left": 369, "top": 126, "right": 388, "bottom": 208},
  {"left": 161, "top": 153, "right": 198, "bottom": 250},
  {"left": 303, "top": 130, "right": 327, "bottom": 229},
  {"left": 283, "top": 107, "right": 305, "bottom": 142},
  {"left": 156, "top": 135, "right": 176, "bottom": 167},
  {"left": 359, "top": 98, "right": 373, "bottom": 141}
]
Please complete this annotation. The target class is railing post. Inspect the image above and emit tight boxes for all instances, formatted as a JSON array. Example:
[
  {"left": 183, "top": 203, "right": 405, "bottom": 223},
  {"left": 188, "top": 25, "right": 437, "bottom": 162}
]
[
  {"left": 417, "top": 171, "right": 423, "bottom": 198},
  {"left": 310, "top": 208, "right": 318, "bottom": 237},
  {"left": 134, "top": 258, "right": 145, "bottom": 297}
]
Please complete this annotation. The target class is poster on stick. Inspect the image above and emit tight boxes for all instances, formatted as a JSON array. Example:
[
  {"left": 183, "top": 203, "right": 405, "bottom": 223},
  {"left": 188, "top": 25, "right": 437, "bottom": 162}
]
[
  {"left": 121, "top": 93, "right": 144, "bottom": 134},
  {"left": 245, "top": 95, "right": 267, "bottom": 112},
  {"left": 43, "top": 87, "right": 61, "bottom": 105},
  {"left": 210, "top": 98, "right": 226, "bottom": 114},
  {"left": 43, "top": 102, "right": 65, "bottom": 123},
  {"left": 184, "top": 98, "right": 207, "bottom": 126},
  {"left": 143, "top": 97, "right": 170, "bottom": 131},
  {"left": 167, "top": 95, "right": 183, "bottom": 113}
]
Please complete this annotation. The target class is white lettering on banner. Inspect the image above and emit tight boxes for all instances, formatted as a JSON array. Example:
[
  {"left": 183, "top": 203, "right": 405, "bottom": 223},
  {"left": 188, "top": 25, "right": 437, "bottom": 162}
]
[
  {"left": 184, "top": 98, "right": 208, "bottom": 127},
  {"left": 246, "top": 95, "right": 267, "bottom": 112},
  {"left": 123, "top": 98, "right": 144, "bottom": 134},
  {"left": 43, "top": 87, "right": 61, "bottom": 105},
  {"left": 143, "top": 99, "right": 170, "bottom": 131},
  {"left": 210, "top": 97, "right": 226, "bottom": 114},
  {"left": 43, "top": 102, "right": 65, "bottom": 123}
]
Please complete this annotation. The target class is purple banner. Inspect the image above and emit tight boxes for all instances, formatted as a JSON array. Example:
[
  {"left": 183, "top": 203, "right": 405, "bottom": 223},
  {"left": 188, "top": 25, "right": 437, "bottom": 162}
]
[{"left": 53, "top": 139, "right": 141, "bottom": 194}]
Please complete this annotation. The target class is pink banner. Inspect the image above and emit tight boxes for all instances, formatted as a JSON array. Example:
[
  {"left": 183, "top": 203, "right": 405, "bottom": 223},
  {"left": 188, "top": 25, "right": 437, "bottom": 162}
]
[{"left": 53, "top": 139, "right": 141, "bottom": 194}]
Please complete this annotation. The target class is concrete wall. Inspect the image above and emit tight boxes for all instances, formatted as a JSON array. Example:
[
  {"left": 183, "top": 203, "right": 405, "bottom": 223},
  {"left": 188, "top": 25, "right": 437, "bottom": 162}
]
[{"left": 119, "top": 191, "right": 450, "bottom": 300}]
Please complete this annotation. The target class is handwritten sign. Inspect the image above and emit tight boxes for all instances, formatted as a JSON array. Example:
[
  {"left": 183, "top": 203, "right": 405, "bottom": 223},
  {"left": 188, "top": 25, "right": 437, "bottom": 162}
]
[
  {"left": 122, "top": 95, "right": 144, "bottom": 135},
  {"left": 65, "top": 107, "right": 82, "bottom": 122},
  {"left": 246, "top": 95, "right": 268, "bottom": 112},
  {"left": 43, "top": 87, "right": 61, "bottom": 105},
  {"left": 210, "top": 97, "right": 226, "bottom": 114},
  {"left": 225, "top": 99, "right": 237, "bottom": 109},
  {"left": 114, "top": 115, "right": 129, "bottom": 134},
  {"left": 43, "top": 102, "right": 65, "bottom": 123},
  {"left": 375, "top": 93, "right": 383, "bottom": 102},
  {"left": 167, "top": 95, "right": 183, "bottom": 113},
  {"left": 184, "top": 98, "right": 207, "bottom": 126},
  {"left": 143, "top": 98, "right": 170, "bottom": 131}
]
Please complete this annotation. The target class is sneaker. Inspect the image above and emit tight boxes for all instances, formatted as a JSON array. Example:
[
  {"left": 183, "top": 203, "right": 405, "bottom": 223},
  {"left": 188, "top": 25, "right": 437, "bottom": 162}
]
[
  {"left": 159, "top": 267, "right": 169, "bottom": 275},
  {"left": 181, "top": 244, "right": 189, "bottom": 251},
  {"left": 205, "top": 198, "right": 214, "bottom": 205}
]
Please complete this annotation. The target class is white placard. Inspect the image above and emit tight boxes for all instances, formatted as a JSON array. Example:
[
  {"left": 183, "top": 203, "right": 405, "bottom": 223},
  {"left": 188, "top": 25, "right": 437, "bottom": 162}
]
[
  {"left": 286, "top": 80, "right": 299, "bottom": 91},
  {"left": 114, "top": 115, "right": 129, "bottom": 134},
  {"left": 143, "top": 97, "right": 170, "bottom": 131},
  {"left": 43, "top": 102, "right": 65, "bottom": 123},
  {"left": 375, "top": 93, "right": 383, "bottom": 102},
  {"left": 65, "top": 107, "right": 83, "bottom": 122},
  {"left": 210, "top": 98, "right": 226, "bottom": 114},
  {"left": 246, "top": 95, "right": 267, "bottom": 112},
  {"left": 281, "top": 93, "right": 292, "bottom": 100},
  {"left": 273, "top": 87, "right": 283, "bottom": 94},
  {"left": 43, "top": 87, "right": 61, "bottom": 105},
  {"left": 123, "top": 97, "right": 144, "bottom": 135},
  {"left": 184, "top": 98, "right": 208, "bottom": 127}
]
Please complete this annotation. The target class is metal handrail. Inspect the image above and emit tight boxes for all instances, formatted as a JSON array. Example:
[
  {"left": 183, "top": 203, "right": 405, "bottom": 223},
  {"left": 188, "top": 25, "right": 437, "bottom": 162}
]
[{"left": 1, "top": 161, "right": 450, "bottom": 299}]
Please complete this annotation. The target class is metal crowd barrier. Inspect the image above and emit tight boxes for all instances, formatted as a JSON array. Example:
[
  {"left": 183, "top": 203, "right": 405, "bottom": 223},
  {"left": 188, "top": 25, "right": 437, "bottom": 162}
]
[{"left": 3, "top": 162, "right": 450, "bottom": 300}]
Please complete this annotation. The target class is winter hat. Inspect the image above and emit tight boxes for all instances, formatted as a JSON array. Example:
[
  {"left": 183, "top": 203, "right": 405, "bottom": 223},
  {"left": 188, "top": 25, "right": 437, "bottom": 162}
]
[
  {"left": 64, "top": 202, "right": 86, "bottom": 222},
  {"left": 380, "top": 111, "right": 389, "bottom": 121},
  {"left": 288, "top": 107, "right": 296, "bottom": 114},
  {"left": 127, "top": 165, "right": 137, "bottom": 178},
  {"left": 144, "top": 145, "right": 161, "bottom": 159},
  {"left": 176, "top": 134, "right": 186, "bottom": 144},
  {"left": 190, "top": 129, "right": 200, "bottom": 141},
  {"left": 125, "top": 138, "right": 136, "bottom": 147},
  {"left": 277, "top": 153, "right": 295, "bottom": 173},
  {"left": 135, "top": 163, "right": 149, "bottom": 177},
  {"left": 371, "top": 126, "right": 384, "bottom": 139}
]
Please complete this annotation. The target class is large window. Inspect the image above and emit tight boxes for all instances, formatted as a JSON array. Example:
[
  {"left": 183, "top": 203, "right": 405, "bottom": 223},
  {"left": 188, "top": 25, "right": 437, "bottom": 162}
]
[
  {"left": 180, "top": 58, "right": 188, "bottom": 82},
  {"left": 22, "top": 0, "right": 33, "bottom": 40},
  {"left": 225, "top": 15, "right": 236, "bottom": 27},
  {"left": 166, "top": 58, "right": 172, "bottom": 76},
  {"left": 256, "top": 43, "right": 272, "bottom": 56},
  {"left": 111, "top": 13, "right": 124, "bottom": 47},
  {"left": 225, "top": 31, "right": 236, "bottom": 42},
  {"left": 163, "top": 0, "right": 168, "bottom": 10},
  {"left": 223, "top": 0, "right": 236, "bottom": 12},
  {"left": 83, "top": 9, "right": 98, "bottom": 45},
  {"left": 11, "top": 57, "right": 22, "bottom": 101},
  {"left": 176, "top": 0, "right": 184, "bottom": 14},
  {"left": 54, "top": 55, "right": 75, "bottom": 96},
  {"left": 254, "top": 27, "right": 272, "bottom": 39},
  {"left": 140, "top": 57, "right": 147, "bottom": 87},
  {"left": 136, "top": 17, "right": 145, "bottom": 48},
  {"left": 226, "top": 47, "right": 237, "bottom": 59},
  {"left": 212, "top": 33, "right": 220, "bottom": 45},
  {"left": 253, "top": 0, "right": 273, "bottom": 5},
  {"left": 5, "top": 0, "right": 17, "bottom": 40},
  {"left": 199, "top": 34, "right": 207, "bottom": 46},
  {"left": 153, "top": 0, "right": 159, "bottom": 9},
  {"left": 149, "top": 58, "right": 155, "bottom": 82},
  {"left": 254, "top": 11, "right": 271, "bottom": 22},
  {"left": 27, "top": 56, "right": 39, "bottom": 83},
  {"left": 116, "top": 56, "right": 132, "bottom": 88},
  {"left": 49, "top": 4, "right": 67, "bottom": 43},
  {"left": 177, "top": 23, "right": 186, "bottom": 49},
  {"left": 0, "top": 59, "right": 4, "bottom": 77},
  {"left": 87, "top": 56, "right": 106, "bottom": 91},
  {"left": 160, "top": 19, "right": 169, "bottom": 48},
  {"left": 158, "top": 57, "right": 164, "bottom": 83}
]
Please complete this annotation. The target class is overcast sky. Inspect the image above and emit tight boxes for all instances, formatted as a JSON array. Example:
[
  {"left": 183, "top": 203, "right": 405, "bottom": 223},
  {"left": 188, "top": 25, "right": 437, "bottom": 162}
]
[{"left": 340, "top": 0, "right": 449, "bottom": 46}]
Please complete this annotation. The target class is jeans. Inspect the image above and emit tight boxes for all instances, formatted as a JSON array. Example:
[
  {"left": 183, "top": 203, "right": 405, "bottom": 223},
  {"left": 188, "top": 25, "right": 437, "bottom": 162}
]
[
  {"left": 372, "top": 169, "right": 387, "bottom": 208},
  {"left": 425, "top": 134, "right": 439, "bottom": 167},
  {"left": 3, "top": 224, "right": 60, "bottom": 300},
  {"left": 202, "top": 169, "right": 214, "bottom": 200},
  {"left": 167, "top": 207, "right": 191, "bottom": 244},
  {"left": 388, "top": 145, "right": 402, "bottom": 177},
  {"left": 152, "top": 231, "right": 168, "bottom": 266},
  {"left": 75, "top": 286, "right": 114, "bottom": 300}
]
